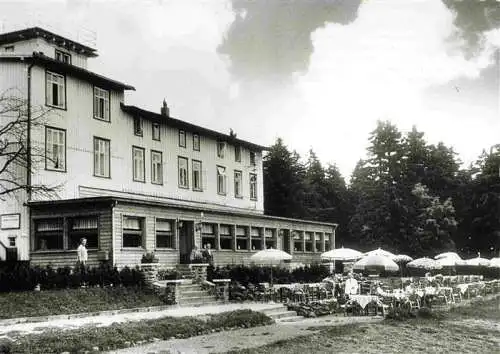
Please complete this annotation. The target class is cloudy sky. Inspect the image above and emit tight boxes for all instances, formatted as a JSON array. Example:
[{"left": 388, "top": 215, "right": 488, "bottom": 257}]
[{"left": 1, "top": 0, "right": 498, "bottom": 178}]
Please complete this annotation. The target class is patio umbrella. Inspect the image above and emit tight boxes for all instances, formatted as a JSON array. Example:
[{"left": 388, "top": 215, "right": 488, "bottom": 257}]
[
  {"left": 436, "top": 257, "right": 466, "bottom": 267},
  {"left": 407, "top": 257, "right": 443, "bottom": 270},
  {"left": 434, "top": 252, "right": 461, "bottom": 261},
  {"left": 250, "top": 249, "right": 292, "bottom": 286},
  {"left": 465, "top": 257, "right": 490, "bottom": 266},
  {"left": 320, "top": 247, "right": 363, "bottom": 261},
  {"left": 392, "top": 254, "right": 413, "bottom": 263},
  {"left": 364, "top": 248, "right": 396, "bottom": 258},
  {"left": 353, "top": 254, "right": 399, "bottom": 272},
  {"left": 489, "top": 258, "right": 500, "bottom": 268}
]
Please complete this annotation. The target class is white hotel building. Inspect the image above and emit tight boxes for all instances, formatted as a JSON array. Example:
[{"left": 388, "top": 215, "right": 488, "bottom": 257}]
[{"left": 0, "top": 27, "right": 336, "bottom": 268}]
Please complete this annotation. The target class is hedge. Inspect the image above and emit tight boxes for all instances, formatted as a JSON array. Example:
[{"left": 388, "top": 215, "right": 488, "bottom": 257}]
[{"left": 0, "top": 262, "right": 144, "bottom": 292}]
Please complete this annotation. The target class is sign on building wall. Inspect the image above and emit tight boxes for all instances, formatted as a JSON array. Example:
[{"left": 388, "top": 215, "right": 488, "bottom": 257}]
[{"left": 0, "top": 214, "right": 20, "bottom": 230}]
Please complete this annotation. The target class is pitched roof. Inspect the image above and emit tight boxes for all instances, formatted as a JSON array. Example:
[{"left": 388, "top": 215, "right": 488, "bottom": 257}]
[
  {"left": 0, "top": 27, "right": 97, "bottom": 57},
  {"left": 121, "top": 104, "right": 269, "bottom": 151}
]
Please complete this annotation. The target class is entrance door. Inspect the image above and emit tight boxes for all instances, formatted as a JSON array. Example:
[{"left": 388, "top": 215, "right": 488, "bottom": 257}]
[
  {"left": 282, "top": 229, "right": 291, "bottom": 253},
  {"left": 179, "top": 220, "right": 194, "bottom": 264}
]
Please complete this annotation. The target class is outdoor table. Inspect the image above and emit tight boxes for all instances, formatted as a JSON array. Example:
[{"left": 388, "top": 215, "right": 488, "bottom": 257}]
[{"left": 349, "top": 295, "right": 381, "bottom": 309}]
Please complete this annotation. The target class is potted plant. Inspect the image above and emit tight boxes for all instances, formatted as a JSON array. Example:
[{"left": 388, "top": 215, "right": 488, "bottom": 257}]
[{"left": 141, "top": 251, "right": 159, "bottom": 264}]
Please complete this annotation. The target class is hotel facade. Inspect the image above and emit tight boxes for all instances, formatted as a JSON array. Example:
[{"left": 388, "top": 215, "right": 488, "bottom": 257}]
[{"left": 0, "top": 27, "right": 337, "bottom": 268}]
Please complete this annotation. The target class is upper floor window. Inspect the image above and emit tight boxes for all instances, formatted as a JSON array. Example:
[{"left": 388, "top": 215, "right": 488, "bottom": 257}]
[
  {"left": 93, "top": 87, "right": 110, "bottom": 122},
  {"left": 122, "top": 216, "right": 144, "bottom": 248},
  {"left": 4, "top": 45, "right": 14, "bottom": 52},
  {"left": 179, "top": 130, "right": 186, "bottom": 148},
  {"left": 217, "top": 141, "right": 226, "bottom": 158},
  {"left": 217, "top": 165, "right": 227, "bottom": 195},
  {"left": 133, "top": 116, "right": 143, "bottom": 136},
  {"left": 235, "top": 145, "right": 241, "bottom": 162},
  {"left": 178, "top": 156, "right": 189, "bottom": 188},
  {"left": 250, "top": 173, "right": 257, "bottom": 200},
  {"left": 94, "top": 137, "right": 110, "bottom": 178},
  {"left": 45, "top": 126, "right": 66, "bottom": 171},
  {"left": 151, "top": 150, "right": 163, "bottom": 185},
  {"left": 46, "top": 71, "right": 66, "bottom": 109},
  {"left": 152, "top": 123, "right": 161, "bottom": 141},
  {"left": 234, "top": 170, "right": 242, "bottom": 198},
  {"left": 192, "top": 159, "right": 202, "bottom": 191},
  {"left": 55, "top": 49, "right": 71, "bottom": 64},
  {"left": 132, "top": 146, "right": 145, "bottom": 182},
  {"left": 193, "top": 133, "right": 200, "bottom": 151},
  {"left": 250, "top": 151, "right": 256, "bottom": 166}
]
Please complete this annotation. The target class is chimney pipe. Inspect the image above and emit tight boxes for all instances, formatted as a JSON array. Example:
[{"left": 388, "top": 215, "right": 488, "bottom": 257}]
[{"left": 161, "top": 99, "right": 169, "bottom": 117}]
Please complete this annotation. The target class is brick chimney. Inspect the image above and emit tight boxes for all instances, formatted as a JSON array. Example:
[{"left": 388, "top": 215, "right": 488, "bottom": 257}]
[{"left": 161, "top": 99, "right": 169, "bottom": 117}]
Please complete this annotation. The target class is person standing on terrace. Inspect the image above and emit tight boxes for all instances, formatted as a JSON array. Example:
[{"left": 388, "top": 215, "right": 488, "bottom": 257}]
[
  {"left": 344, "top": 272, "right": 359, "bottom": 295},
  {"left": 77, "top": 238, "right": 88, "bottom": 267}
]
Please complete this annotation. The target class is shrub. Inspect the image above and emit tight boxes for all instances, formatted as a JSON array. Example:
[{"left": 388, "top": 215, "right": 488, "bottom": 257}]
[
  {"left": 385, "top": 306, "right": 416, "bottom": 321},
  {"left": 157, "top": 269, "right": 182, "bottom": 281},
  {"left": 141, "top": 252, "right": 159, "bottom": 264}
]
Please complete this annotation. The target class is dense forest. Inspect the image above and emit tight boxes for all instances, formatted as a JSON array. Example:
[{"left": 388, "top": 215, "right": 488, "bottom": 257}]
[{"left": 263, "top": 121, "right": 500, "bottom": 259}]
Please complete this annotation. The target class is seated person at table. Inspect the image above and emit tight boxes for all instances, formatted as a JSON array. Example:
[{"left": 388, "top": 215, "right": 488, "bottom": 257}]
[{"left": 344, "top": 272, "right": 359, "bottom": 295}]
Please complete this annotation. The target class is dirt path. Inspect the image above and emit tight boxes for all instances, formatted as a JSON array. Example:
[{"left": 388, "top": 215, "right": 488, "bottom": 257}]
[{"left": 106, "top": 315, "right": 383, "bottom": 354}]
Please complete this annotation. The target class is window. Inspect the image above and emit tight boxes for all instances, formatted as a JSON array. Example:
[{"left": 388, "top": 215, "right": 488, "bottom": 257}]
[
  {"left": 249, "top": 173, "right": 257, "bottom": 200},
  {"left": 324, "top": 233, "right": 331, "bottom": 251},
  {"left": 293, "top": 231, "right": 303, "bottom": 252},
  {"left": 93, "top": 87, "right": 110, "bottom": 121},
  {"left": 4, "top": 45, "right": 14, "bottom": 52},
  {"left": 122, "top": 216, "right": 144, "bottom": 248},
  {"left": 55, "top": 49, "right": 71, "bottom": 64},
  {"left": 151, "top": 150, "right": 163, "bottom": 185},
  {"left": 156, "top": 219, "right": 174, "bottom": 248},
  {"left": 152, "top": 123, "right": 160, "bottom": 141},
  {"left": 235, "top": 145, "right": 241, "bottom": 162},
  {"left": 179, "top": 130, "right": 186, "bottom": 147},
  {"left": 133, "top": 116, "right": 143, "bottom": 136},
  {"left": 192, "top": 160, "right": 202, "bottom": 191},
  {"left": 178, "top": 157, "right": 189, "bottom": 188},
  {"left": 46, "top": 71, "right": 65, "bottom": 109},
  {"left": 251, "top": 227, "right": 262, "bottom": 250},
  {"left": 93, "top": 137, "right": 110, "bottom": 178},
  {"left": 236, "top": 226, "right": 248, "bottom": 250},
  {"left": 265, "top": 229, "right": 275, "bottom": 249},
  {"left": 234, "top": 170, "right": 242, "bottom": 198},
  {"left": 34, "top": 218, "right": 63, "bottom": 250},
  {"left": 201, "top": 223, "right": 216, "bottom": 249},
  {"left": 250, "top": 151, "right": 256, "bottom": 166},
  {"left": 217, "top": 166, "right": 227, "bottom": 195},
  {"left": 68, "top": 216, "right": 98, "bottom": 249},
  {"left": 315, "top": 233, "right": 323, "bottom": 252},
  {"left": 8, "top": 237, "right": 15, "bottom": 247},
  {"left": 45, "top": 126, "right": 66, "bottom": 171},
  {"left": 305, "top": 232, "right": 313, "bottom": 252},
  {"left": 132, "top": 146, "right": 145, "bottom": 182},
  {"left": 193, "top": 134, "right": 200, "bottom": 151},
  {"left": 217, "top": 141, "right": 226, "bottom": 158},
  {"left": 220, "top": 224, "right": 233, "bottom": 250}
]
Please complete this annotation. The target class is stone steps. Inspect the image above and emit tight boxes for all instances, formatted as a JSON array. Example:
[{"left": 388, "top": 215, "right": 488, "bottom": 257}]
[{"left": 261, "top": 305, "right": 303, "bottom": 323}]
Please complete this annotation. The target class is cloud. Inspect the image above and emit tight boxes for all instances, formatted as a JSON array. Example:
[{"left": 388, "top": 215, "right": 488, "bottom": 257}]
[{"left": 218, "top": 0, "right": 362, "bottom": 81}]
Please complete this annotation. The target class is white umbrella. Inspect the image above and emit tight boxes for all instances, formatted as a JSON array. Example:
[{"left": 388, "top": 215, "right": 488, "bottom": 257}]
[
  {"left": 407, "top": 257, "right": 443, "bottom": 270},
  {"left": 364, "top": 248, "right": 396, "bottom": 258},
  {"left": 250, "top": 249, "right": 292, "bottom": 286},
  {"left": 434, "top": 252, "right": 461, "bottom": 261},
  {"left": 353, "top": 254, "right": 399, "bottom": 272},
  {"left": 436, "top": 257, "right": 465, "bottom": 267},
  {"left": 321, "top": 247, "right": 363, "bottom": 261},
  {"left": 465, "top": 257, "right": 490, "bottom": 266},
  {"left": 489, "top": 257, "right": 500, "bottom": 268},
  {"left": 392, "top": 254, "right": 413, "bottom": 263}
]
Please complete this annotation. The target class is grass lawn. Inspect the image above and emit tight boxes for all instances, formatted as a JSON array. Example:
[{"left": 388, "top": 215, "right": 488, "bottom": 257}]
[
  {"left": 0, "top": 287, "right": 165, "bottom": 319},
  {"left": 2, "top": 310, "right": 273, "bottom": 354},
  {"left": 229, "top": 297, "right": 500, "bottom": 354}
]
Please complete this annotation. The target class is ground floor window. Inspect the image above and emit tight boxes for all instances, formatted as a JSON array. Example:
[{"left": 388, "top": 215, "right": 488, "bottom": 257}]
[
  {"left": 265, "top": 228, "right": 275, "bottom": 249},
  {"left": 305, "top": 232, "right": 314, "bottom": 252},
  {"left": 325, "top": 233, "right": 332, "bottom": 251},
  {"left": 251, "top": 227, "right": 262, "bottom": 250},
  {"left": 156, "top": 219, "right": 174, "bottom": 248},
  {"left": 219, "top": 224, "right": 232, "bottom": 250},
  {"left": 315, "top": 233, "right": 323, "bottom": 252},
  {"left": 236, "top": 226, "right": 247, "bottom": 250},
  {"left": 202, "top": 223, "right": 216, "bottom": 249},
  {"left": 34, "top": 218, "right": 63, "bottom": 250},
  {"left": 68, "top": 216, "right": 98, "bottom": 249},
  {"left": 293, "top": 231, "right": 303, "bottom": 252},
  {"left": 123, "top": 216, "right": 144, "bottom": 248}
]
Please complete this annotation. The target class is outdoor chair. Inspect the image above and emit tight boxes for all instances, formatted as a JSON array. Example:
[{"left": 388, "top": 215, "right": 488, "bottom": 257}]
[
  {"left": 434, "top": 288, "right": 451, "bottom": 306},
  {"left": 451, "top": 287, "right": 462, "bottom": 303},
  {"left": 378, "top": 295, "right": 394, "bottom": 316},
  {"left": 407, "top": 293, "right": 421, "bottom": 310}
]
